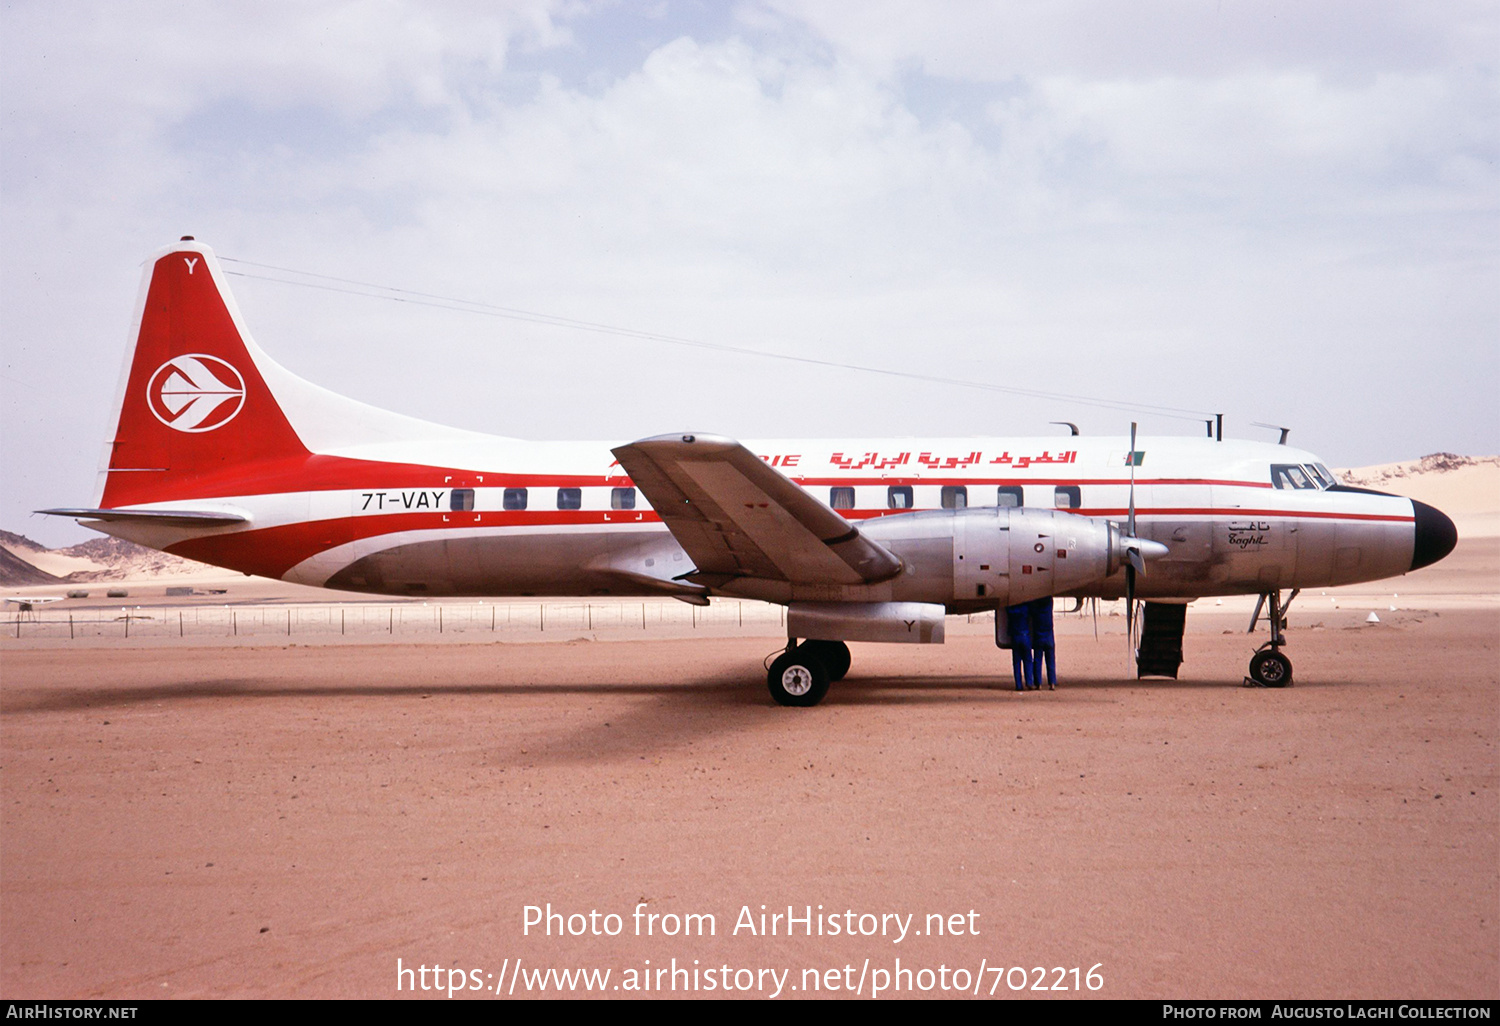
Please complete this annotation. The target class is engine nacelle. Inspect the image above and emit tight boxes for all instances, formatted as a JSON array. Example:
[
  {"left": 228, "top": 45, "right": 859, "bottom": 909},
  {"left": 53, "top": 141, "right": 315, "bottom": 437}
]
[
  {"left": 861, "top": 506, "right": 1142, "bottom": 608},
  {"left": 963, "top": 506, "right": 1123, "bottom": 606}
]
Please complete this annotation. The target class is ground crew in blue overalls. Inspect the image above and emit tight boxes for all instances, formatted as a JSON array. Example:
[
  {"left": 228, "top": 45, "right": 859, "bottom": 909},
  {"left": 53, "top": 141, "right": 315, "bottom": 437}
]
[
  {"left": 1005, "top": 601, "right": 1033, "bottom": 691},
  {"left": 1029, "top": 596, "right": 1057, "bottom": 690}
]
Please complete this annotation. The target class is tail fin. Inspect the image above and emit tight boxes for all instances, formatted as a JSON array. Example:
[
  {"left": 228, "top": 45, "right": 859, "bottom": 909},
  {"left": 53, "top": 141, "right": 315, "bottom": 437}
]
[{"left": 98, "top": 239, "right": 310, "bottom": 507}]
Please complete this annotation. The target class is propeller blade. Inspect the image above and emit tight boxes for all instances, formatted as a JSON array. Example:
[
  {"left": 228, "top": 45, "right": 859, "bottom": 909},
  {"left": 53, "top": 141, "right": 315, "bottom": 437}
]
[
  {"left": 1128, "top": 546, "right": 1146, "bottom": 575},
  {"left": 1128, "top": 421, "right": 1138, "bottom": 540}
]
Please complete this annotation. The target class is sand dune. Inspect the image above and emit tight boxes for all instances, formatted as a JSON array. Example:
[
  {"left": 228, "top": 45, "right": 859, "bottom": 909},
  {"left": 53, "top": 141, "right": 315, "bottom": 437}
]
[
  {"left": 0, "top": 529, "right": 225, "bottom": 586},
  {"left": 1336, "top": 453, "right": 1500, "bottom": 537}
]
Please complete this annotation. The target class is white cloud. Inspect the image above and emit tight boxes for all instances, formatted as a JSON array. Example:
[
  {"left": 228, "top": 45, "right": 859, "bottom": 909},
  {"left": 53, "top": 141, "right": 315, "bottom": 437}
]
[
  {"left": 5, "top": 1, "right": 568, "bottom": 119},
  {"left": 759, "top": 0, "right": 1495, "bottom": 81}
]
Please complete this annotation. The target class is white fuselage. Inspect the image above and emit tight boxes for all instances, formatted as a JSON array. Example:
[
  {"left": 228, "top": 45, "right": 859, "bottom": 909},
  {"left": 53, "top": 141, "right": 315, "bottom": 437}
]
[{"left": 90, "top": 431, "right": 1418, "bottom": 609}]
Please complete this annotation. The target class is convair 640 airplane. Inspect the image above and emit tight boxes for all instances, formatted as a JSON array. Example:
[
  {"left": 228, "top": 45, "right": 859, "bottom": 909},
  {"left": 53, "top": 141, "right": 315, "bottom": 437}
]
[{"left": 43, "top": 240, "right": 1458, "bottom": 705}]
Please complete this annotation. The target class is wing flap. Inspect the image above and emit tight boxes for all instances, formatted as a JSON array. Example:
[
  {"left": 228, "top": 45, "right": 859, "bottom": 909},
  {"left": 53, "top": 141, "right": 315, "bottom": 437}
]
[{"left": 611, "top": 434, "right": 902, "bottom": 586}]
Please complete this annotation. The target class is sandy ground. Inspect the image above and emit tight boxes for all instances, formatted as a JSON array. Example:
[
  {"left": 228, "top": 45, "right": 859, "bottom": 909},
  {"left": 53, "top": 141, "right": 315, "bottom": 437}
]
[{"left": 1, "top": 545, "right": 1496, "bottom": 999}]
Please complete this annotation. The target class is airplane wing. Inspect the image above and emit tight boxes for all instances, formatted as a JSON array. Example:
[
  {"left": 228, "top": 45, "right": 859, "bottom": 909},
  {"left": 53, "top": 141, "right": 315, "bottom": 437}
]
[{"left": 610, "top": 433, "right": 903, "bottom": 587}]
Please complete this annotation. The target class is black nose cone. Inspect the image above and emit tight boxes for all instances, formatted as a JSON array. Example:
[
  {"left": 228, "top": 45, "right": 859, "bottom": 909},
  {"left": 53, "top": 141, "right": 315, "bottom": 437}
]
[{"left": 1410, "top": 500, "right": 1458, "bottom": 571}]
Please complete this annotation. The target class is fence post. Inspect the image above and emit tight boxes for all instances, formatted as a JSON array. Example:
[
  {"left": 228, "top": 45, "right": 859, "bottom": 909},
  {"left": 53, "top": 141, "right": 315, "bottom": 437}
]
[
  {"left": 232, "top": 610, "right": 237, "bottom": 636},
  {"left": 439, "top": 606, "right": 443, "bottom": 633},
  {"left": 389, "top": 608, "right": 393, "bottom": 634},
  {"left": 540, "top": 604, "right": 545, "bottom": 631},
  {"left": 288, "top": 609, "right": 292, "bottom": 636},
  {"left": 587, "top": 604, "right": 592, "bottom": 630},
  {"left": 180, "top": 611, "right": 184, "bottom": 637},
  {"left": 70, "top": 613, "right": 74, "bottom": 640},
  {"left": 341, "top": 608, "right": 345, "bottom": 635}
]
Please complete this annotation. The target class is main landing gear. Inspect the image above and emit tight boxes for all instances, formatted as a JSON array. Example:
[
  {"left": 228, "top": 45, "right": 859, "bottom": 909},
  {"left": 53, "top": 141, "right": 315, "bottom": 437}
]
[
  {"left": 1244, "top": 588, "right": 1299, "bottom": 687},
  {"left": 767, "top": 639, "right": 851, "bottom": 707}
]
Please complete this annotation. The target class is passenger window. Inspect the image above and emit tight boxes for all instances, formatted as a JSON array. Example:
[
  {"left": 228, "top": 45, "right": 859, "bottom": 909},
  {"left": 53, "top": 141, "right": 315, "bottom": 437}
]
[
  {"left": 503, "top": 487, "right": 528, "bottom": 510},
  {"left": 449, "top": 488, "right": 475, "bottom": 512},
  {"left": 996, "top": 486, "right": 1023, "bottom": 508},
  {"left": 1054, "top": 485, "right": 1081, "bottom": 509},
  {"left": 941, "top": 485, "right": 967, "bottom": 509},
  {"left": 887, "top": 485, "right": 914, "bottom": 510},
  {"left": 611, "top": 487, "right": 636, "bottom": 510},
  {"left": 557, "top": 487, "right": 581, "bottom": 510},
  {"left": 830, "top": 487, "right": 855, "bottom": 510}
]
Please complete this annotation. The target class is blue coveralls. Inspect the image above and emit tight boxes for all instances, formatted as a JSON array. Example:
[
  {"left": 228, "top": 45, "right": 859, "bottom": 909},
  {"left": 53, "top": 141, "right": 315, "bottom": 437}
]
[
  {"left": 1029, "top": 597, "right": 1056, "bottom": 689},
  {"left": 1006, "top": 602, "right": 1033, "bottom": 691}
]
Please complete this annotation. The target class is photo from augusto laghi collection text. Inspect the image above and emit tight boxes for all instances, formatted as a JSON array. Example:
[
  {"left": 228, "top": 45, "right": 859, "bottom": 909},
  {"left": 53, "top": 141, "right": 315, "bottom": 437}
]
[{"left": 395, "top": 902, "right": 1105, "bottom": 998}]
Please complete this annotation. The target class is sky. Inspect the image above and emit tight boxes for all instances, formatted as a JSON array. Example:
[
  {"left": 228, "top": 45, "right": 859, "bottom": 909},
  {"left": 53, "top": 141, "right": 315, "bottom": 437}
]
[{"left": 3, "top": 0, "right": 1496, "bottom": 547}]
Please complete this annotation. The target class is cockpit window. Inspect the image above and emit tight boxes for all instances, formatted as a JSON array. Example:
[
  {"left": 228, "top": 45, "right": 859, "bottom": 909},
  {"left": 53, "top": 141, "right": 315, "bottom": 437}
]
[
  {"left": 1270, "top": 464, "right": 1318, "bottom": 490},
  {"left": 1306, "top": 464, "right": 1339, "bottom": 488}
]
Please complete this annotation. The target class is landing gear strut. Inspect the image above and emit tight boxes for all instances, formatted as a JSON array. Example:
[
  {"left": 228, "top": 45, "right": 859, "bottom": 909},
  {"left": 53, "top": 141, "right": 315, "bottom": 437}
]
[
  {"left": 1244, "top": 588, "right": 1299, "bottom": 687},
  {"left": 766, "top": 639, "right": 849, "bottom": 706}
]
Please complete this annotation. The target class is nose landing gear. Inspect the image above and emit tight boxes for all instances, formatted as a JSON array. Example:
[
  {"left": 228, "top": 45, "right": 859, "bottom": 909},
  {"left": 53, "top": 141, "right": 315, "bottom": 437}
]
[{"left": 1244, "top": 588, "right": 1298, "bottom": 687}]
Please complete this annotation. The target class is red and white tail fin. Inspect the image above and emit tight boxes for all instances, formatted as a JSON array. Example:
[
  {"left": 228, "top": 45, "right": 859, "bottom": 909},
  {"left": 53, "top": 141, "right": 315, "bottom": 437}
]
[
  {"left": 97, "top": 239, "right": 310, "bottom": 507},
  {"left": 91, "top": 238, "right": 506, "bottom": 514}
]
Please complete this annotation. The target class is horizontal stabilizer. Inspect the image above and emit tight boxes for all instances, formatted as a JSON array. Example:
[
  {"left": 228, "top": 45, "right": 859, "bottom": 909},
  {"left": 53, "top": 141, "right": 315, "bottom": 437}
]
[
  {"left": 611, "top": 433, "right": 902, "bottom": 586},
  {"left": 37, "top": 507, "right": 249, "bottom": 527}
]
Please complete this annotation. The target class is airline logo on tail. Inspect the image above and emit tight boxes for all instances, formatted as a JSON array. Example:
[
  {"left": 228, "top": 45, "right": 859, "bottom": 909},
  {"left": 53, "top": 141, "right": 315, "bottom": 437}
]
[{"left": 146, "top": 354, "right": 246, "bottom": 432}]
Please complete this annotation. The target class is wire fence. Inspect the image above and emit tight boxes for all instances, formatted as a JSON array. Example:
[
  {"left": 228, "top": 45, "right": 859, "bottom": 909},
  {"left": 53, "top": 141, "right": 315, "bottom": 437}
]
[{"left": 3, "top": 598, "right": 795, "bottom": 641}]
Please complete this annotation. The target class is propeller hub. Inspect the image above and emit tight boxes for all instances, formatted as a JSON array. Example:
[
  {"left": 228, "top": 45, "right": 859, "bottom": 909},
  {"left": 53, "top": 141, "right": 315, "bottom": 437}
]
[
  {"left": 1110, "top": 529, "right": 1170, "bottom": 571},
  {"left": 1132, "top": 539, "right": 1170, "bottom": 561}
]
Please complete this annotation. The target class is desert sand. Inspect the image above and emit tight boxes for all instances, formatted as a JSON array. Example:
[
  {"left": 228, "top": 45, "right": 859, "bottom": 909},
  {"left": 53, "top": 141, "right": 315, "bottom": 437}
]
[
  {"left": 1338, "top": 455, "right": 1500, "bottom": 540},
  {"left": 2, "top": 539, "right": 1495, "bottom": 1000}
]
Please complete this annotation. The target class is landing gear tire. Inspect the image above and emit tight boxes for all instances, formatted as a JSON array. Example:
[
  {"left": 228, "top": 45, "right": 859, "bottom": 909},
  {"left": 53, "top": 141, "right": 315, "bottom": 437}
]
[
  {"left": 1248, "top": 650, "right": 1293, "bottom": 688},
  {"left": 800, "top": 640, "right": 851, "bottom": 682},
  {"left": 768, "top": 647, "right": 831, "bottom": 707}
]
